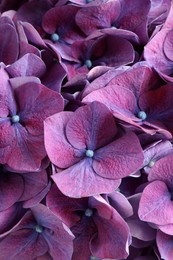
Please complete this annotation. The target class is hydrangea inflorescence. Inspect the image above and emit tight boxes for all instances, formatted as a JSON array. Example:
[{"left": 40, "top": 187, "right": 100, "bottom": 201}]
[{"left": 0, "top": 0, "right": 172, "bottom": 259}]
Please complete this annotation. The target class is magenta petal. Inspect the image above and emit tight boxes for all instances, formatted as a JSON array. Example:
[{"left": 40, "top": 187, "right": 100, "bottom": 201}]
[
  {"left": 93, "top": 132, "right": 144, "bottom": 179},
  {"left": 4, "top": 124, "right": 45, "bottom": 172},
  {"left": 157, "top": 231, "right": 173, "bottom": 260},
  {"left": 16, "top": 82, "right": 64, "bottom": 135},
  {"left": 83, "top": 84, "right": 137, "bottom": 123},
  {"left": 148, "top": 154, "right": 173, "bottom": 190},
  {"left": 6, "top": 53, "right": 46, "bottom": 77},
  {"left": 66, "top": 101, "right": 117, "bottom": 150},
  {"left": 138, "top": 181, "right": 173, "bottom": 225},
  {"left": 158, "top": 223, "right": 173, "bottom": 236},
  {"left": 44, "top": 112, "right": 81, "bottom": 168},
  {"left": 163, "top": 29, "right": 173, "bottom": 61},
  {"left": 52, "top": 159, "right": 120, "bottom": 198}
]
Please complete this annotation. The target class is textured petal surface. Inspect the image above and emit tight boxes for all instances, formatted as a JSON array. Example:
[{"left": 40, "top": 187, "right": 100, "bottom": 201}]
[
  {"left": 83, "top": 84, "right": 137, "bottom": 124},
  {"left": 16, "top": 82, "right": 64, "bottom": 135},
  {"left": 138, "top": 180, "right": 173, "bottom": 225},
  {"left": 6, "top": 53, "right": 46, "bottom": 77},
  {"left": 52, "top": 159, "right": 120, "bottom": 198},
  {"left": 148, "top": 153, "right": 173, "bottom": 190},
  {"left": 157, "top": 231, "right": 173, "bottom": 260},
  {"left": 44, "top": 112, "right": 81, "bottom": 168},
  {"left": 0, "top": 229, "right": 48, "bottom": 260},
  {"left": 66, "top": 101, "right": 117, "bottom": 150},
  {"left": 93, "top": 132, "right": 144, "bottom": 179},
  {"left": 90, "top": 196, "right": 130, "bottom": 259}
]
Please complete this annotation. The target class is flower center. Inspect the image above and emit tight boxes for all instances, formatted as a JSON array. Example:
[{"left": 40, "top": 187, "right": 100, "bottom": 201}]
[
  {"left": 35, "top": 224, "right": 44, "bottom": 233},
  {"left": 11, "top": 115, "right": 20, "bottom": 123},
  {"left": 137, "top": 111, "right": 147, "bottom": 120},
  {"left": 85, "top": 59, "right": 92, "bottom": 69},
  {"left": 148, "top": 160, "right": 155, "bottom": 168},
  {"left": 85, "top": 208, "right": 93, "bottom": 217},
  {"left": 50, "top": 33, "right": 60, "bottom": 42},
  {"left": 86, "top": 149, "right": 94, "bottom": 158}
]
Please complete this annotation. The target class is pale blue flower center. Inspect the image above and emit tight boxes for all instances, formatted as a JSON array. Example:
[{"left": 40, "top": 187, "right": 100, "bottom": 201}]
[
  {"left": 137, "top": 111, "right": 147, "bottom": 120},
  {"left": 35, "top": 224, "right": 44, "bottom": 233},
  {"left": 85, "top": 208, "right": 93, "bottom": 217},
  {"left": 11, "top": 115, "right": 20, "bottom": 123},
  {"left": 86, "top": 149, "right": 94, "bottom": 158},
  {"left": 50, "top": 33, "right": 60, "bottom": 42},
  {"left": 85, "top": 59, "right": 92, "bottom": 69},
  {"left": 148, "top": 160, "right": 155, "bottom": 168}
]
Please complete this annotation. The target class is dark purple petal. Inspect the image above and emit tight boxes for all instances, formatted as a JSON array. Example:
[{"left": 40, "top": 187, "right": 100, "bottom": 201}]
[
  {"left": 90, "top": 196, "right": 131, "bottom": 259},
  {"left": 0, "top": 203, "right": 26, "bottom": 236},
  {"left": 104, "top": 191, "right": 133, "bottom": 219},
  {"left": 46, "top": 184, "right": 88, "bottom": 227},
  {"left": 0, "top": 171, "right": 24, "bottom": 211},
  {"left": 117, "top": 0, "right": 151, "bottom": 43},
  {"left": 75, "top": 0, "right": 121, "bottom": 35},
  {"left": 18, "top": 169, "right": 49, "bottom": 201},
  {"left": 0, "top": 229, "right": 48, "bottom": 260},
  {"left": 42, "top": 5, "right": 82, "bottom": 43},
  {"left": 0, "top": 20, "right": 19, "bottom": 64}
]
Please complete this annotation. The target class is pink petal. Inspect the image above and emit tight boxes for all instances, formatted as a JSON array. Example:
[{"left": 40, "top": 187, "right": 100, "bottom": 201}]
[
  {"left": 16, "top": 82, "right": 64, "bottom": 135},
  {"left": 52, "top": 159, "right": 120, "bottom": 198},
  {"left": 6, "top": 53, "right": 46, "bottom": 77},
  {"left": 44, "top": 112, "right": 81, "bottom": 168},
  {"left": 138, "top": 180, "right": 173, "bottom": 225},
  {"left": 157, "top": 231, "right": 173, "bottom": 260},
  {"left": 66, "top": 101, "right": 117, "bottom": 150},
  {"left": 93, "top": 132, "right": 144, "bottom": 179},
  {"left": 148, "top": 154, "right": 173, "bottom": 190}
]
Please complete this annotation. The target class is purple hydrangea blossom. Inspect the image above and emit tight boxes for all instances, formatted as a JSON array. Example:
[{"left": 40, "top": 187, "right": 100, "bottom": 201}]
[{"left": 44, "top": 101, "right": 144, "bottom": 197}]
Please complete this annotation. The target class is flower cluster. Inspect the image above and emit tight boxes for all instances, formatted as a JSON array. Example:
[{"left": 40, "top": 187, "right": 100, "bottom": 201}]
[{"left": 0, "top": 0, "right": 173, "bottom": 259}]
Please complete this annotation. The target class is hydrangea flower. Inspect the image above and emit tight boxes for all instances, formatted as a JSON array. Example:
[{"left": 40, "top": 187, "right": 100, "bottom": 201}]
[
  {"left": 0, "top": 204, "right": 74, "bottom": 260},
  {"left": 47, "top": 184, "right": 131, "bottom": 260},
  {"left": 0, "top": 64, "right": 63, "bottom": 171},
  {"left": 44, "top": 101, "right": 144, "bottom": 197}
]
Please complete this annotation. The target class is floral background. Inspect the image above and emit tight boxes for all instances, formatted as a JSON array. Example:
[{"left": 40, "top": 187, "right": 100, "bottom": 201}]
[{"left": 0, "top": 0, "right": 173, "bottom": 259}]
